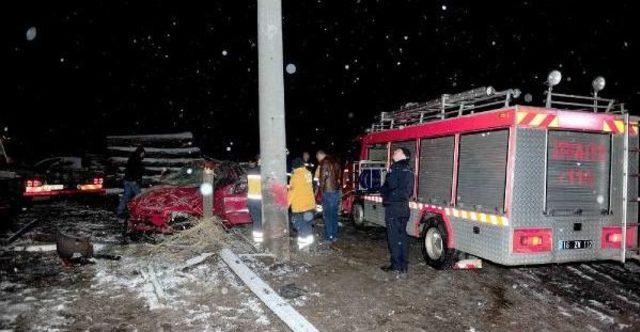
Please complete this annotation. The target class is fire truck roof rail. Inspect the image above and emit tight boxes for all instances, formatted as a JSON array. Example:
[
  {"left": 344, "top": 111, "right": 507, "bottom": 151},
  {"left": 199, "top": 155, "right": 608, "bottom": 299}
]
[
  {"left": 543, "top": 71, "right": 627, "bottom": 114},
  {"left": 369, "top": 87, "right": 520, "bottom": 132},
  {"left": 545, "top": 91, "right": 626, "bottom": 114}
]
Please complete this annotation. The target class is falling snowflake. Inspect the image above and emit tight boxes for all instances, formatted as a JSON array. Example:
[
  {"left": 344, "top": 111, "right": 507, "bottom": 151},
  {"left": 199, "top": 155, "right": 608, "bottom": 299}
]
[
  {"left": 524, "top": 93, "right": 533, "bottom": 103},
  {"left": 286, "top": 63, "right": 297, "bottom": 74},
  {"left": 222, "top": 50, "right": 228, "bottom": 56},
  {"left": 26, "top": 26, "right": 37, "bottom": 41},
  {"left": 344, "top": 64, "right": 350, "bottom": 70},
  {"left": 441, "top": 5, "right": 447, "bottom": 10}
]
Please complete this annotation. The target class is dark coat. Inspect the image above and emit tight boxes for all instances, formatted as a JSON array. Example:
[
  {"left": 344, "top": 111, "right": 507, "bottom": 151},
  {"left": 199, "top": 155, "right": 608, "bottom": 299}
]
[
  {"left": 124, "top": 154, "right": 144, "bottom": 182},
  {"left": 381, "top": 159, "right": 414, "bottom": 218}
]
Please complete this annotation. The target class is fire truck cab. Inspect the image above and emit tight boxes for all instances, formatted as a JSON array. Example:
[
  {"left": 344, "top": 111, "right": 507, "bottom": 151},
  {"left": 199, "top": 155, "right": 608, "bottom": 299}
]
[{"left": 344, "top": 73, "right": 639, "bottom": 269}]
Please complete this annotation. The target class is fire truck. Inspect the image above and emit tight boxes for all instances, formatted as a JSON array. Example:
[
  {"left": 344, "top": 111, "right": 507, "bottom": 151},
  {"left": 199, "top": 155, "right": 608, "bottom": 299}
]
[{"left": 342, "top": 71, "right": 639, "bottom": 269}]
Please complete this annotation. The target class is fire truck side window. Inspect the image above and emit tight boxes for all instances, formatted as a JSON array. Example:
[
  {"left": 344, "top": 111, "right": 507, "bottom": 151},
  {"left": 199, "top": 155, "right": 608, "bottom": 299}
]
[
  {"left": 419, "top": 136, "right": 454, "bottom": 205},
  {"left": 545, "top": 131, "right": 611, "bottom": 216},
  {"left": 456, "top": 130, "right": 509, "bottom": 214},
  {"left": 367, "top": 144, "right": 387, "bottom": 162}
]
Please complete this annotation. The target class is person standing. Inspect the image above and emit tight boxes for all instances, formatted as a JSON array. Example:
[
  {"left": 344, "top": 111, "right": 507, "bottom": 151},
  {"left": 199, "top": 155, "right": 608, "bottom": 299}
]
[
  {"left": 288, "top": 157, "right": 316, "bottom": 250},
  {"left": 302, "top": 151, "right": 314, "bottom": 171},
  {"left": 380, "top": 147, "right": 414, "bottom": 275},
  {"left": 116, "top": 145, "right": 145, "bottom": 218},
  {"left": 316, "top": 150, "right": 341, "bottom": 244},
  {"left": 247, "top": 155, "right": 263, "bottom": 243}
]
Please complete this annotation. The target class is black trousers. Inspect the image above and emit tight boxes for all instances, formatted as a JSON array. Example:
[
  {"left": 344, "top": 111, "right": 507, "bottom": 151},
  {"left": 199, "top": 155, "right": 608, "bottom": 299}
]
[{"left": 385, "top": 214, "right": 410, "bottom": 272}]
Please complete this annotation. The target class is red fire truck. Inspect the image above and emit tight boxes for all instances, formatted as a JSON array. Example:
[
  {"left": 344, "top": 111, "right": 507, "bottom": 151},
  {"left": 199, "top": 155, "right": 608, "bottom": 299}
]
[{"left": 342, "top": 72, "right": 639, "bottom": 269}]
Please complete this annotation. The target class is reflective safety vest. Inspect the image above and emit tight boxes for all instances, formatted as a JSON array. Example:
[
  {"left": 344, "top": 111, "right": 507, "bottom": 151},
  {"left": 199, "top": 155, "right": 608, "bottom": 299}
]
[{"left": 247, "top": 167, "right": 262, "bottom": 200}]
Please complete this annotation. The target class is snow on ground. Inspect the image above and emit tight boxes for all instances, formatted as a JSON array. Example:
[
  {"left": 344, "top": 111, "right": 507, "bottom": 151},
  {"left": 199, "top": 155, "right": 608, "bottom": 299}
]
[
  {"left": 0, "top": 200, "right": 287, "bottom": 331},
  {"left": 2, "top": 200, "right": 640, "bottom": 331}
]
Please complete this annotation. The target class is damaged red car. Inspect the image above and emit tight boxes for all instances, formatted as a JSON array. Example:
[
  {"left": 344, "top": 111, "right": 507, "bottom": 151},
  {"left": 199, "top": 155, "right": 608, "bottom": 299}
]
[{"left": 127, "top": 161, "right": 251, "bottom": 233}]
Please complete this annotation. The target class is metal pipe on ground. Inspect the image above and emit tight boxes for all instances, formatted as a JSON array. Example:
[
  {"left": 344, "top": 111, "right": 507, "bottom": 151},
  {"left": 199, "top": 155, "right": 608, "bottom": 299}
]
[{"left": 220, "top": 248, "right": 318, "bottom": 332}]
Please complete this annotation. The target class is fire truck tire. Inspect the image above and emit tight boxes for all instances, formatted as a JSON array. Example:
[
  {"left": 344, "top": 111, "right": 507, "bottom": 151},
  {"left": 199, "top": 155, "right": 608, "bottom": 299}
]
[
  {"left": 351, "top": 202, "right": 365, "bottom": 228},
  {"left": 421, "top": 219, "right": 455, "bottom": 270}
]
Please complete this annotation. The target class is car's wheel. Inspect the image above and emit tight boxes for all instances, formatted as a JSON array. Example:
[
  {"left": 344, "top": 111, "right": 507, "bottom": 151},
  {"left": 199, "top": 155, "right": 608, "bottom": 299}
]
[
  {"left": 351, "top": 202, "right": 365, "bottom": 228},
  {"left": 421, "top": 218, "right": 456, "bottom": 270}
]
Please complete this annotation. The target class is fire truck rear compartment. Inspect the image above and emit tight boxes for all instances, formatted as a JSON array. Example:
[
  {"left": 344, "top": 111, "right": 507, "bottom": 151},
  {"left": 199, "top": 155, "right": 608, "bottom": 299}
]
[{"left": 493, "top": 127, "right": 639, "bottom": 266}]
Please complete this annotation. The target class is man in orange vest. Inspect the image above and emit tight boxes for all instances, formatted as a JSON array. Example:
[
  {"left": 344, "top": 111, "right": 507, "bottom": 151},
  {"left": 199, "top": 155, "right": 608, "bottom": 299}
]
[{"left": 288, "top": 157, "right": 316, "bottom": 250}]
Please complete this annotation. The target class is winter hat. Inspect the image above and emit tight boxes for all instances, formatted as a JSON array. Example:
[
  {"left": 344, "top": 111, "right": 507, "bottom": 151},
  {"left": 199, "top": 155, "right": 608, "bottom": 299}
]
[{"left": 291, "top": 157, "right": 305, "bottom": 169}]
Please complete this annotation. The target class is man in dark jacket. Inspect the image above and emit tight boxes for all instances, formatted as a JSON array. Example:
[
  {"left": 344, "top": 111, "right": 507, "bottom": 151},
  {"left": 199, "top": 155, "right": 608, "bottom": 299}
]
[
  {"left": 316, "top": 150, "right": 341, "bottom": 244},
  {"left": 380, "top": 147, "right": 414, "bottom": 274},
  {"left": 116, "top": 145, "right": 145, "bottom": 218}
]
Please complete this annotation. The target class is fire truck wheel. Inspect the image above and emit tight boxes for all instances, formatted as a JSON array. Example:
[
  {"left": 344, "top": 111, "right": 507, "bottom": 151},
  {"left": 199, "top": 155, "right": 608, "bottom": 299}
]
[
  {"left": 351, "top": 202, "right": 365, "bottom": 228},
  {"left": 421, "top": 219, "right": 455, "bottom": 270}
]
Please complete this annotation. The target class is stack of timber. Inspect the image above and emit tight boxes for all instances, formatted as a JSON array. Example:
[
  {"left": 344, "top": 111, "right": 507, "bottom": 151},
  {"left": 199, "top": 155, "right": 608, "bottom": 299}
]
[{"left": 106, "top": 132, "right": 203, "bottom": 185}]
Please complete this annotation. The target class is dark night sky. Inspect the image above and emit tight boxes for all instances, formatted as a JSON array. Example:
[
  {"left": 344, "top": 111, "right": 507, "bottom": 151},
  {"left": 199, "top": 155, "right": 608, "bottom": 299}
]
[{"left": 2, "top": 0, "right": 638, "bottom": 162}]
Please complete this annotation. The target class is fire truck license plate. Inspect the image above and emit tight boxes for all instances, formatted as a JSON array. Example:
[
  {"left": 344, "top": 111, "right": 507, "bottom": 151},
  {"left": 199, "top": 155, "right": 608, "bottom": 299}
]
[{"left": 559, "top": 240, "right": 593, "bottom": 250}]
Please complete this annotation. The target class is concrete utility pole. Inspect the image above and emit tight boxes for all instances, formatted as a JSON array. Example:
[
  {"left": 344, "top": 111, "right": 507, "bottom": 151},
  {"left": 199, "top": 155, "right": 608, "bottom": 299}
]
[{"left": 257, "top": 0, "right": 290, "bottom": 257}]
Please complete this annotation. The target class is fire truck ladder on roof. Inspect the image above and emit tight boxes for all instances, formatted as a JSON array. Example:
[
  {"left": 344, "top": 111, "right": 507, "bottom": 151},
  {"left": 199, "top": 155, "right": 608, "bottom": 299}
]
[
  {"left": 623, "top": 113, "right": 640, "bottom": 263},
  {"left": 369, "top": 87, "right": 521, "bottom": 132}
]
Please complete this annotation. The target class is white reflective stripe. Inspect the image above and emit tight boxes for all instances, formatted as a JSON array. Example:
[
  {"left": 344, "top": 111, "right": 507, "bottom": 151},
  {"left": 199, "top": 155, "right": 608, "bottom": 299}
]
[
  {"left": 247, "top": 174, "right": 261, "bottom": 180},
  {"left": 297, "top": 235, "right": 315, "bottom": 249},
  {"left": 253, "top": 231, "right": 264, "bottom": 243},
  {"left": 297, "top": 235, "right": 314, "bottom": 244},
  {"left": 247, "top": 194, "right": 263, "bottom": 200},
  {"left": 469, "top": 212, "right": 477, "bottom": 221}
]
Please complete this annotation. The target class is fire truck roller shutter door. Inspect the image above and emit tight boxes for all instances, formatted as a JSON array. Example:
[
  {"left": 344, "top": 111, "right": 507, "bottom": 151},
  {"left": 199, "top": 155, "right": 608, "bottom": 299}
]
[
  {"left": 546, "top": 131, "right": 611, "bottom": 216},
  {"left": 457, "top": 130, "right": 509, "bottom": 214},
  {"left": 419, "top": 136, "right": 455, "bottom": 206}
]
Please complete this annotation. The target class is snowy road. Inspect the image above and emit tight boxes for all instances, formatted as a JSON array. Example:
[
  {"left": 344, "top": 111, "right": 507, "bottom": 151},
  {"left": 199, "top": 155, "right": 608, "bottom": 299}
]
[{"left": 1, "top": 200, "right": 640, "bottom": 331}]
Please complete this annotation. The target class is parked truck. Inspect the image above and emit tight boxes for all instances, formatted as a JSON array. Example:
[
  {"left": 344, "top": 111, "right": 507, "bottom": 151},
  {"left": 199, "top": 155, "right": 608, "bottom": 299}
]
[{"left": 342, "top": 72, "right": 639, "bottom": 269}]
